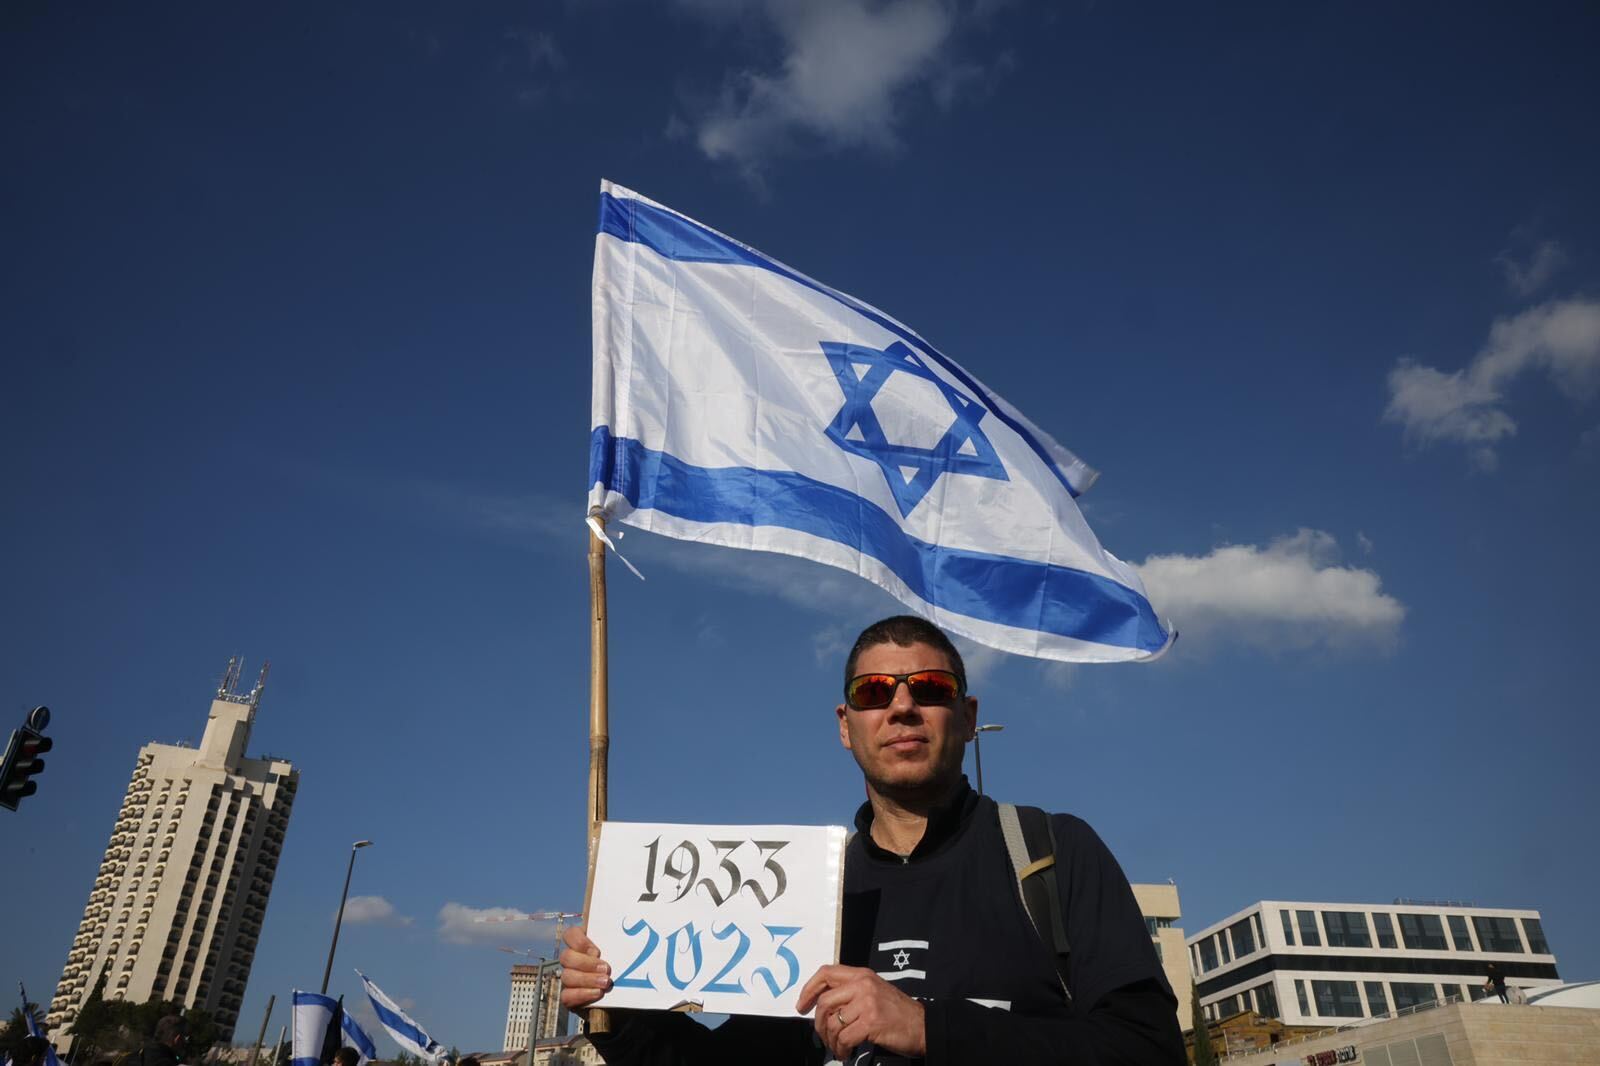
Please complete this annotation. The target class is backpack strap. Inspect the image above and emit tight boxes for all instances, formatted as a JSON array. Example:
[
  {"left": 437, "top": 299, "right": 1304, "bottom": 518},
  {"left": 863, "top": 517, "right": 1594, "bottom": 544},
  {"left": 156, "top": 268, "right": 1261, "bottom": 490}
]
[{"left": 998, "top": 802, "right": 1072, "bottom": 999}]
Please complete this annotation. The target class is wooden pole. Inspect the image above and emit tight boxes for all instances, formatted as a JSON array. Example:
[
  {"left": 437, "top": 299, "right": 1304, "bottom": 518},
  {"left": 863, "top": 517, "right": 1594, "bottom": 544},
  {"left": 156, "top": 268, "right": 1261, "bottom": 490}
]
[{"left": 582, "top": 521, "right": 611, "bottom": 1033}]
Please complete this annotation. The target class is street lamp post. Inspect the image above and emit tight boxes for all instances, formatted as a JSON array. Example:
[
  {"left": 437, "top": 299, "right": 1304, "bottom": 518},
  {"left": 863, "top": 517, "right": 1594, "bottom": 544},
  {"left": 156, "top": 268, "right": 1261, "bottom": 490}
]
[
  {"left": 973, "top": 724, "right": 1005, "bottom": 795},
  {"left": 321, "top": 839, "right": 374, "bottom": 994}
]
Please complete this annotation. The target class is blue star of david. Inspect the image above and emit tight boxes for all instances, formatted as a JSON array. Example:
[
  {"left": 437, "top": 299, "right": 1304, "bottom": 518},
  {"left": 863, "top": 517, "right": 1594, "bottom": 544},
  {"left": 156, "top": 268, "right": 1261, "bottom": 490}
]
[{"left": 821, "top": 340, "right": 1008, "bottom": 517}]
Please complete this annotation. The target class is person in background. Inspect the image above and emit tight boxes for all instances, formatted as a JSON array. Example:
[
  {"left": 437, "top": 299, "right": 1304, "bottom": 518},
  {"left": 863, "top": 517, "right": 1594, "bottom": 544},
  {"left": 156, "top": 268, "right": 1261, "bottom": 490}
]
[
  {"left": 1484, "top": 963, "right": 1509, "bottom": 1003},
  {"left": 139, "top": 1017, "right": 186, "bottom": 1066},
  {"left": 9, "top": 1036, "right": 50, "bottom": 1066}
]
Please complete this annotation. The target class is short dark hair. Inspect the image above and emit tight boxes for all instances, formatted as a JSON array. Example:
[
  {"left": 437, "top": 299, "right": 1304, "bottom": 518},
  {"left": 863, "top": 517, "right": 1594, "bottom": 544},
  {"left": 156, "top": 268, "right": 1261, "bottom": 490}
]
[
  {"left": 335, "top": 1048, "right": 361, "bottom": 1066},
  {"left": 154, "top": 1016, "right": 187, "bottom": 1046},
  {"left": 843, "top": 615, "right": 966, "bottom": 694}
]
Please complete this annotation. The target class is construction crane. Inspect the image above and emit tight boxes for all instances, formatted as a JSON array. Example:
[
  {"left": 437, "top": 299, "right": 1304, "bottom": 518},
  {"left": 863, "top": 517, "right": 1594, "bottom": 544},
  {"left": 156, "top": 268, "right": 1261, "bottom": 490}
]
[{"left": 477, "top": 912, "right": 584, "bottom": 1051}]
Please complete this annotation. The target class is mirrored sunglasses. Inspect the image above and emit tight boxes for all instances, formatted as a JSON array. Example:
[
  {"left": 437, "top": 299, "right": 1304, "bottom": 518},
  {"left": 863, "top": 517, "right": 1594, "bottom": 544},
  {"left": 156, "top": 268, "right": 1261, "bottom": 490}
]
[{"left": 845, "top": 670, "right": 963, "bottom": 711}]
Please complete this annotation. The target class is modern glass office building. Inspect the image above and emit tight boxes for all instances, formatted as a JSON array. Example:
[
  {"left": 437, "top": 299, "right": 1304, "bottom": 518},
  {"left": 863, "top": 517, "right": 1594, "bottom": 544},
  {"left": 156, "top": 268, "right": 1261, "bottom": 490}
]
[{"left": 1186, "top": 900, "right": 1559, "bottom": 1027}]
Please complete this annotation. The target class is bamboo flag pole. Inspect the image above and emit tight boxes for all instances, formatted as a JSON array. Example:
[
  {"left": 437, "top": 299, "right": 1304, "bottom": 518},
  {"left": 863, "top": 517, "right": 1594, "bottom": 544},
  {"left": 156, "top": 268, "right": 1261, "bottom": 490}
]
[{"left": 582, "top": 520, "right": 611, "bottom": 1034}]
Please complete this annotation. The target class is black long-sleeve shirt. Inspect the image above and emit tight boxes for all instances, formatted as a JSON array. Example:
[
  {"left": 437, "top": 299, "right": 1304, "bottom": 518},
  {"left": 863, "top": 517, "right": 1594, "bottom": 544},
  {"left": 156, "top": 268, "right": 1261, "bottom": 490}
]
[{"left": 589, "top": 781, "right": 1184, "bottom": 1065}]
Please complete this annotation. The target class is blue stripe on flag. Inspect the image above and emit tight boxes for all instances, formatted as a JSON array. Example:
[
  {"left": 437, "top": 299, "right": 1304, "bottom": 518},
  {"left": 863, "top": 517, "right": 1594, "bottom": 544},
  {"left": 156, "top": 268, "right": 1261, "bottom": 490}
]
[
  {"left": 341, "top": 1014, "right": 377, "bottom": 1064},
  {"left": 369, "top": 999, "right": 430, "bottom": 1052},
  {"left": 597, "top": 191, "right": 1088, "bottom": 501},
  {"left": 589, "top": 427, "right": 1167, "bottom": 653}
]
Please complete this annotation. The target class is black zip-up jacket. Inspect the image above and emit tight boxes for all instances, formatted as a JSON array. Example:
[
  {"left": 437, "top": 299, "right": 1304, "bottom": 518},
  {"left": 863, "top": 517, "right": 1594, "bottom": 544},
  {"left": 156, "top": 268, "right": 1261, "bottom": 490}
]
[{"left": 589, "top": 780, "right": 1185, "bottom": 1065}]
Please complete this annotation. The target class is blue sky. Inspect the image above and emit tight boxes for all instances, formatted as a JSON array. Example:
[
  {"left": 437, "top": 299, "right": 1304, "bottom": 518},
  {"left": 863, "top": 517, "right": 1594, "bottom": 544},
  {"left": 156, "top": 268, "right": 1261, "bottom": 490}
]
[{"left": 4, "top": 0, "right": 1599, "bottom": 1053}]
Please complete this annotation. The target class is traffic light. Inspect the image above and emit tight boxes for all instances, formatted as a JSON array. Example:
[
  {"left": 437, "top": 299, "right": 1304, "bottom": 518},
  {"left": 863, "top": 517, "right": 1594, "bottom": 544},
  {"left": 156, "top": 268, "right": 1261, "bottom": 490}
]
[{"left": 1, "top": 707, "right": 53, "bottom": 811}]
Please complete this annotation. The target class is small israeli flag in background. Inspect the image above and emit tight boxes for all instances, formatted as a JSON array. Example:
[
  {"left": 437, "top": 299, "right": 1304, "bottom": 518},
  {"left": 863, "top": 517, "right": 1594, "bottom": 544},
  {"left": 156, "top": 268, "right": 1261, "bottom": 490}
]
[
  {"left": 358, "top": 972, "right": 447, "bottom": 1064},
  {"left": 14, "top": 985, "right": 62, "bottom": 1066},
  {"left": 588, "top": 181, "right": 1173, "bottom": 663},
  {"left": 340, "top": 1012, "right": 377, "bottom": 1066},
  {"left": 290, "top": 991, "right": 338, "bottom": 1066}
]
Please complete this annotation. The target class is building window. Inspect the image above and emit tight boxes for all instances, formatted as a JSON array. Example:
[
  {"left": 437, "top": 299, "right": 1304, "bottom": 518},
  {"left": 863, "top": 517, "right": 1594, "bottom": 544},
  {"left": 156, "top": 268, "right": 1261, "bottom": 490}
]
[
  {"left": 1280, "top": 910, "right": 1295, "bottom": 946},
  {"left": 1154, "top": 941, "right": 1163, "bottom": 962},
  {"left": 1472, "top": 916, "right": 1524, "bottom": 953},
  {"left": 1219, "top": 932, "right": 1231, "bottom": 964},
  {"left": 1364, "top": 981, "right": 1389, "bottom": 1017},
  {"left": 1216, "top": 994, "right": 1241, "bottom": 1018},
  {"left": 1446, "top": 914, "right": 1474, "bottom": 951},
  {"left": 1311, "top": 980, "right": 1363, "bottom": 1018},
  {"left": 1322, "top": 911, "right": 1372, "bottom": 948},
  {"left": 1373, "top": 912, "right": 1397, "bottom": 949},
  {"left": 1254, "top": 982, "right": 1279, "bottom": 1019},
  {"left": 1398, "top": 913, "right": 1448, "bottom": 950},
  {"left": 1296, "top": 911, "right": 1322, "bottom": 947},
  {"left": 1295, "top": 981, "right": 1310, "bottom": 1017},
  {"left": 1390, "top": 982, "right": 1437, "bottom": 1011},
  {"left": 1229, "top": 918, "right": 1257, "bottom": 958},
  {"left": 1522, "top": 918, "right": 1550, "bottom": 954},
  {"left": 1197, "top": 939, "right": 1218, "bottom": 972}
]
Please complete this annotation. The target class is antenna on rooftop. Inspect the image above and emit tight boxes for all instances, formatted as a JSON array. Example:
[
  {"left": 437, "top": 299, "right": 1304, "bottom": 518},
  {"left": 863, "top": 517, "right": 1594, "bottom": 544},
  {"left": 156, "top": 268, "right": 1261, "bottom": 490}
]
[
  {"left": 249, "top": 660, "right": 271, "bottom": 708},
  {"left": 218, "top": 656, "right": 242, "bottom": 698}
]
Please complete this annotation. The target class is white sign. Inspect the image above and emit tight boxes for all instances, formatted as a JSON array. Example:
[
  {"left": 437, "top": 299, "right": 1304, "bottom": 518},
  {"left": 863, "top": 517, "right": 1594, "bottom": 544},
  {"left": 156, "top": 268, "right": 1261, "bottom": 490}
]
[{"left": 585, "top": 821, "right": 848, "bottom": 1018}]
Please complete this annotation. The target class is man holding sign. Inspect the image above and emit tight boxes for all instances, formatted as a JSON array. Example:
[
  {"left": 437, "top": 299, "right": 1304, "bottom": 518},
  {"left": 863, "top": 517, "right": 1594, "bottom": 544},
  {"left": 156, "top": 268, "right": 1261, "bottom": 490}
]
[{"left": 562, "top": 615, "right": 1183, "bottom": 1064}]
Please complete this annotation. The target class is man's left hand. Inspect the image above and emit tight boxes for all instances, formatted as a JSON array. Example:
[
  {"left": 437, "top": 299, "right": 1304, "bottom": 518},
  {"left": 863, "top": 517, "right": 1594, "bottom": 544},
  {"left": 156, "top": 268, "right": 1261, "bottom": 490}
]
[{"left": 796, "top": 965, "right": 927, "bottom": 1060}]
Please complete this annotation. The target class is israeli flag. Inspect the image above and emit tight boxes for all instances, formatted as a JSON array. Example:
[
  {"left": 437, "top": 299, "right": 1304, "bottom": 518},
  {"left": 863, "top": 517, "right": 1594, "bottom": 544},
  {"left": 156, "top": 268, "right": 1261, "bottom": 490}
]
[
  {"left": 340, "top": 1013, "right": 378, "bottom": 1066},
  {"left": 588, "top": 181, "right": 1174, "bottom": 662},
  {"left": 291, "top": 991, "right": 338, "bottom": 1066},
  {"left": 13, "top": 985, "right": 62, "bottom": 1066},
  {"left": 357, "top": 972, "right": 447, "bottom": 1064}
]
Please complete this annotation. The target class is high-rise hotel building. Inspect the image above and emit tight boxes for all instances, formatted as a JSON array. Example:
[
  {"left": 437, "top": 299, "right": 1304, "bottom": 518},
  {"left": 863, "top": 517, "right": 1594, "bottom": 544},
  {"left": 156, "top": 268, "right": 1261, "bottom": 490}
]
[
  {"left": 503, "top": 962, "right": 568, "bottom": 1051},
  {"left": 46, "top": 660, "right": 297, "bottom": 1049}
]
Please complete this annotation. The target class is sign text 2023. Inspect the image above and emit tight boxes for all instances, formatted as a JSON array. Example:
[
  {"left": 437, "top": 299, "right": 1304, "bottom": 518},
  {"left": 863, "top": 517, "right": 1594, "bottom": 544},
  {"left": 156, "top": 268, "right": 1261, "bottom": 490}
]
[{"left": 612, "top": 919, "right": 804, "bottom": 998}]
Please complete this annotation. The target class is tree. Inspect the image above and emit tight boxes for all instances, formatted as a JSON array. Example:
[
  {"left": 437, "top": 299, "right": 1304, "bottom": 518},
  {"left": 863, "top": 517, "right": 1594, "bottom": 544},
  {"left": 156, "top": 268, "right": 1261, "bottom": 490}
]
[
  {"left": 1190, "top": 982, "right": 1218, "bottom": 1066},
  {"left": 63, "top": 980, "right": 221, "bottom": 1060},
  {"left": 1, "top": 1004, "right": 44, "bottom": 1060},
  {"left": 68, "top": 975, "right": 118, "bottom": 1061}
]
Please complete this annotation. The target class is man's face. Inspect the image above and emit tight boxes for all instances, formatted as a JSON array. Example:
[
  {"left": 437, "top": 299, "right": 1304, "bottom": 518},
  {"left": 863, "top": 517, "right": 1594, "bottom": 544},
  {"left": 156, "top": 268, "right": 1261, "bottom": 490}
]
[{"left": 836, "top": 640, "right": 977, "bottom": 799}]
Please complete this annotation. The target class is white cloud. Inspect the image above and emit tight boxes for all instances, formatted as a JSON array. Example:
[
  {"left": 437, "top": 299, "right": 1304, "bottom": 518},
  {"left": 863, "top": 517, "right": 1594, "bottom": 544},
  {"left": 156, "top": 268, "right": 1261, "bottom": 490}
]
[
  {"left": 1384, "top": 297, "right": 1600, "bottom": 469},
  {"left": 678, "top": 0, "right": 1003, "bottom": 178},
  {"left": 1580, "top": 423, "right": 1600, "bottom": 458},
  {"left": 342, "top": 895, "right": 412, "bottom": 926},
  {"left": 1496, "top": 238, "right": 1568, "bottom": 297},
  {"left": 506, "top": 28, "right": 564, "bottom": 72},
  {"left": 503, "top": 27, "right": 565, "bottom": 107},
  {"left": 438, "top": 902, "right": 554, "bottom": 945},
  {"left": 1133, "top": 530, "right": 1405, "bottom": 651}
]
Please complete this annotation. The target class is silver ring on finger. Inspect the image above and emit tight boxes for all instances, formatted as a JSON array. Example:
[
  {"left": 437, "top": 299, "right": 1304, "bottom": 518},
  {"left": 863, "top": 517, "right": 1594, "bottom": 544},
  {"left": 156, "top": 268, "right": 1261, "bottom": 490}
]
[{"left": 836, "top": 1010, "right": 848, "bottom": 1028}]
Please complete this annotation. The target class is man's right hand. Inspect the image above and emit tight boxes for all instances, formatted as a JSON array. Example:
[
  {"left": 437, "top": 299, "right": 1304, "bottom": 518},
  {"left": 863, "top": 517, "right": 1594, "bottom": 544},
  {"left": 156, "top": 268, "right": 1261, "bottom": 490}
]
[{"left": 558, "top": 924, "right": 613, "bottom": 1009}]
